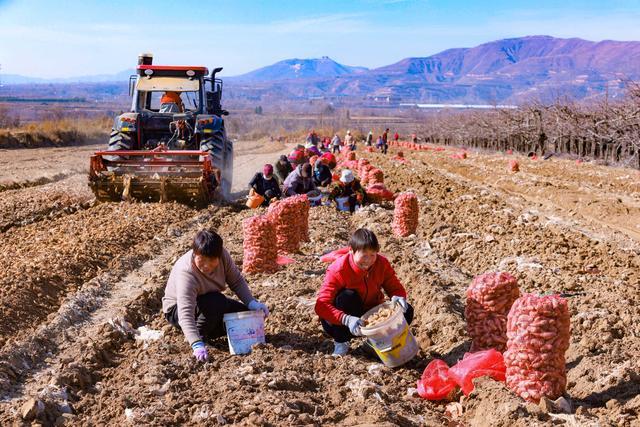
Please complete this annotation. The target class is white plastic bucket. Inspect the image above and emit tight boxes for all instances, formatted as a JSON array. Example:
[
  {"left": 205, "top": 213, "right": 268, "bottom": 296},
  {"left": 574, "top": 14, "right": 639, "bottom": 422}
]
[
  {"left": 336, "top": 196, "right": 350, "bottom": 211},
  {"left": 360, "top": 302, "right": 419, "bottom": 368},
  {"left": 223, "top": 310, "right": 265, "bottom": 355},
  {"left": 308, "top": 193, "right": 323, "bottom": 207}
]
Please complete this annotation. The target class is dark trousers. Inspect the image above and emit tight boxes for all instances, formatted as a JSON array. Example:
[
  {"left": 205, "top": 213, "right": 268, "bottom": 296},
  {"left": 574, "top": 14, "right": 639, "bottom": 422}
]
[
  {"left": 321, "top": 289, "right": 414, "bottom": 343},
  {"left": 332, "top": 146, "right": 341, "bottom": 154},
  {"left": 165, "top": 292, "right": 248, "bottom": 341}
]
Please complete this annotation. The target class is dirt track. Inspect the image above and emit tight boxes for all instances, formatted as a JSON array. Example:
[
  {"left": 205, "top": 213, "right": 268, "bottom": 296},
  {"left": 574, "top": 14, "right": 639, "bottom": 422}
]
[{"left": 0, "top": 141, "right": 639, "bottom": 426}]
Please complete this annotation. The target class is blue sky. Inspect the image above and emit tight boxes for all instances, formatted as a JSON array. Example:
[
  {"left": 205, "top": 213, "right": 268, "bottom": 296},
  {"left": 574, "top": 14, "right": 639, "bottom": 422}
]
[{"left": 1, "top": 0, "right": 640, "bottom": 78}]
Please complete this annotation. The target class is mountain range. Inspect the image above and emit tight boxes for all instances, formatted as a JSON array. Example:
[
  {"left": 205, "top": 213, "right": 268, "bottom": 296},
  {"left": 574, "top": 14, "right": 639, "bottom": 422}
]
[{"left": 3, "top": 36, "right": 640, "bottom": 104}]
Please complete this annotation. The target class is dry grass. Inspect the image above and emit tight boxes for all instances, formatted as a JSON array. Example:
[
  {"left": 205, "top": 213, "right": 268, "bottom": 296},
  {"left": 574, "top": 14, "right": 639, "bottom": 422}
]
[{"left": 0, "top": 116, "right": 111, "bottom": 149}]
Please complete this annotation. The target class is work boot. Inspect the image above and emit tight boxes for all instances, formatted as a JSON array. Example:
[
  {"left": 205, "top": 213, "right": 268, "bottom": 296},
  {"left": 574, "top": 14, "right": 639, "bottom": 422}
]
[{"left": 332, "top": 341, "right": 350, "bottom": 357}]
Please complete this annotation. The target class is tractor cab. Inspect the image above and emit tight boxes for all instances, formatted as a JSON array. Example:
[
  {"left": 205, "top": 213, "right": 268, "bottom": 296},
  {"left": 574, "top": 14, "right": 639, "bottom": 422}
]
[{"left": 89, "top": 53, "right": 234, "bottom": 206}]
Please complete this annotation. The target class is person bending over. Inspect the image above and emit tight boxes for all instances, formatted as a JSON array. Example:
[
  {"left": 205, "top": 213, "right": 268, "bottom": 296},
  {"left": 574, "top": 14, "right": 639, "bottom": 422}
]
[
  {"left": 163, "top": 230, "right": 269, "bottom": 361},
  {"left": 315, "top": 228, "right": 413, "bottom": 356}
]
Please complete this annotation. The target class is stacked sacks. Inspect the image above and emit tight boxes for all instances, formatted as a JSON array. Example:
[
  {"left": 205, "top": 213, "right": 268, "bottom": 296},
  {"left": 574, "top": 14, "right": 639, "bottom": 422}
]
[
  {"left": 242, "top": 215, "right": 278, "bottom": 274},
  {"left": 465, "top": 272, "right": 520, "bottom": 352},
  {"left": 505, "top": 294, "right": 571, "bottom": 403},
  {"left": 267, "top": 198, "right": 302, "bottom": 254},
  {"left": 392, "top": 192, "right": 419, "bottom": 237}
]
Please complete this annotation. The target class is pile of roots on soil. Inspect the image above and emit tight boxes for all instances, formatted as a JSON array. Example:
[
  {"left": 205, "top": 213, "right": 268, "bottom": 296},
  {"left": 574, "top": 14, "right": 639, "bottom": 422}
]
[{"left": 1, "top": 145, "right": 640, "bottom": 426}]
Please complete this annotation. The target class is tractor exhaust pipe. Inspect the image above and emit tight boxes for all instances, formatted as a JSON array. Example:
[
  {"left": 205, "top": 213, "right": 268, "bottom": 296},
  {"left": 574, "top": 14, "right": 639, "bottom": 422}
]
[{"left": 138, "top": 53, "right": 153, "bottom": 66}]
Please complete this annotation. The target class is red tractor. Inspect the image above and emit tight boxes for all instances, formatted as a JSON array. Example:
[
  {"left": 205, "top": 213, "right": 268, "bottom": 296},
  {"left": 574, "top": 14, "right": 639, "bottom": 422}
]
[{"left": 89, "top": 53, "right": 233, "bottom": 206}]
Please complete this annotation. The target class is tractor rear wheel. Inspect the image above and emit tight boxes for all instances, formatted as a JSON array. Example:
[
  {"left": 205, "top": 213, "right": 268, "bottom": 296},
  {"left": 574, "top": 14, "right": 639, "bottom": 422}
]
[
  {"left": 105, "top": 129, "right": 133, "bottom": 163},
  {"left": 201, "top": 134, "right": 233, "bottom": 200}
]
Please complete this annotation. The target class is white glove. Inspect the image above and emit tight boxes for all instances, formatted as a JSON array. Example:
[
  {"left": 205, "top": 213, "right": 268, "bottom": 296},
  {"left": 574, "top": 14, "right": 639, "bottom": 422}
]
[
  {"left": 391, "top": 296, "right": 409, "bottom": 313},
  {"left": 248, "top": 300, "right": 270, "bottom": 318},
  {"left": 341, "top": 314, "right": 364, "bottom": 336}
]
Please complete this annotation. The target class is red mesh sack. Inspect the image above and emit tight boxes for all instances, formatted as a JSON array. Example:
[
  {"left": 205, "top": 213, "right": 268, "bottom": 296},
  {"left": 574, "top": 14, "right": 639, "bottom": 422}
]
[
  {"left": 505, "top": 294, "right": 570, "bottom": 403},
  {"left": 365, "top": 184, "right": 394, "bottom": 204},
  {"left": 417, "top": 359, "right": 457, "bottom": 401},
  {"left": 509, "top": 160, "right": 520, "bottom": 172},
  {"left": 448, "top": 349, "right": 506, "bottom": 395},
  {"left": 465, "top": 272, "right": 520, "bottom": 352},
  {"left": 242, "top": 215, "right": 278, "bottom": 274},
  {"left": 392, "top": 192, "right": 418, "bottom": 237},
  {"left": 267, "top": 198, "right": 301, "bottom": 254},
  {"left": 290, "top": 194, "right": 310, "bottom": 242},
  {"left": 366, "top": 168, "right": 384, "bottom": 185}
]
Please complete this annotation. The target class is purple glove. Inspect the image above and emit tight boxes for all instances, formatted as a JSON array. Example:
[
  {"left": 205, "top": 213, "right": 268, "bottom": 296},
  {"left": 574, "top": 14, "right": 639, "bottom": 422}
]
[
  {"left": 248, "top": 300, "right": 270, "bottom": 318},
  {"left": 191, "top": 341, "right": 208, "bottom": 362}
]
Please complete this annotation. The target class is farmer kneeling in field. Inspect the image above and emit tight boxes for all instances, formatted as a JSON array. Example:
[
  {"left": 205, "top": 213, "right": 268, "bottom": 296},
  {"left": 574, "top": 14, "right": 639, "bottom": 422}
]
[
  {"left": 314, "top": 228, "right": 414, "bottom": 356},
  {"left": 162, "top": 230, "right": 269, "bottom": 361},
  {"left": 283, "top": 163, "right": 317, "bottom": 196},
  {"left": 249, "top": 164, "right": 281, "bottom": 206},
  {"left": 328, "top": 169, "right": 365, "bottom": 213}
]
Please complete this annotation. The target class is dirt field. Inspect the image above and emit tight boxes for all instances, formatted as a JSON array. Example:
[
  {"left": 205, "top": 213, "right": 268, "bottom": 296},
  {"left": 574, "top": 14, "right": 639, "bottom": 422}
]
[{"left": 0, "top": 140, "right": 639, "bottom": 426}]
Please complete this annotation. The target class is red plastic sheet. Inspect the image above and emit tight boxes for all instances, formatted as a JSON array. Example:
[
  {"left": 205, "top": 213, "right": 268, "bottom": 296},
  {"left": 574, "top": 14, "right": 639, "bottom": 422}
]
[
  {"left": 417, "top": 359, "right": 457, "bottom": 401},
  {"left": 276, "top": 255, "right": 295, "bottom": 265},
  {"left": 320, "top": 246, "right": 349, "bottom": 263},
  {"left": 416, "top": 350, "right": 506, "bottom": 400},
  {"left": 448, "top": 349, "right": 506, "bottom": 395}
]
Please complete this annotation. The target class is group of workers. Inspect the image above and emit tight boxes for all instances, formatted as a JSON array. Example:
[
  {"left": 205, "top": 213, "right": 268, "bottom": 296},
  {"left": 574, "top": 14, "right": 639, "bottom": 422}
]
[
  {"left": 163, "top": 227, "right": 412, "bottom": 361},
  {"left": 248, "top": 130, "right": 378, "bottom": 212}
]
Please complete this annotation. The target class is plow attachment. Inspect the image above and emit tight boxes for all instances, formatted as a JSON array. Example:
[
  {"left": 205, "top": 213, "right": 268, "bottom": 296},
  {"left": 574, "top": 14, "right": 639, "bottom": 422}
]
[{"left": 89, "top": 148, "right": 220, "bottom": 207}]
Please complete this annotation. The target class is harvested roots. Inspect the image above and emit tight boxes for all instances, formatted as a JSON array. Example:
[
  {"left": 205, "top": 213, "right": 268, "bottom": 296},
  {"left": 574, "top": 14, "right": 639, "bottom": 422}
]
[
  {"left": 242, "top": 215, "right": 278, "bottom": 274},
  {"left": 366, "top": 168, "right": 384, "bottom": 185},
  {"left": 392, "top": 192, "right": 419, "bottom": 237},
  {"left": 504, "top": 293, "right": 571, "bottom": 403},
  {"left": 267, "top": 198, "right": 303, "bottom": 254},
  {"left": 291, "top": 195, "right": 310, "bottom": 242},
  {"left": 465, "top": 271, "right": 520, "bottom": 352},
  {"left": 363, "top": 306, "right": 396, "bottom": 327}
]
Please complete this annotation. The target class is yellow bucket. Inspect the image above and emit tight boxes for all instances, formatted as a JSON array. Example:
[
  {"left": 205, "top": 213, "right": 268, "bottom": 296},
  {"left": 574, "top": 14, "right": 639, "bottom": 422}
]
[{"left": 360, "top": 302, "right": 419, "bottom": 368}]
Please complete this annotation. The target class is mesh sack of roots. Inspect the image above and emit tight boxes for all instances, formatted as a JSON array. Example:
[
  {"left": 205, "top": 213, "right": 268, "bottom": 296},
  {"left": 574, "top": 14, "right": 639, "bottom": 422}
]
[
  {"left": 366, "top": 184, "right": 394, "bottom": 204},
  {"left": 509, "top": 160, "right": 520, "bottom": 172},
  {"left": 289, "top": 194, "right": 310, "bottom": 242},
  {"left": 358, "top": 165, "right": 375, "bottom": 186},
  {"left": 347, "top": 151, "right": 356, "bottom": 161},
  {"left": 504, "top": 293, "right": 570, "bottom": 403},
  {"left": 392, "top": 192, "right": 419, "bottom": 237},
  {"left": 267, "top": 198, "right": 302, "bottom": 254},
  {"left": 465, "top": 272, "right": 520, "bottom": 352},
  {"left": 242, "top": 215, "right": 278, "bottom": 274},
  {"left": 366, "top": 168, "right": 384, "bottom": 185}
]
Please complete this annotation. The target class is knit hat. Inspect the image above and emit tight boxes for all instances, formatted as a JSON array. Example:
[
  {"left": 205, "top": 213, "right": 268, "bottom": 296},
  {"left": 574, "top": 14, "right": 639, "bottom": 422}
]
[
  {"left": 340, "top": 169, "right": 354, "bottom": 183},
  {"left": 263, "top": 164, "right": 273, "bottom": 176}
]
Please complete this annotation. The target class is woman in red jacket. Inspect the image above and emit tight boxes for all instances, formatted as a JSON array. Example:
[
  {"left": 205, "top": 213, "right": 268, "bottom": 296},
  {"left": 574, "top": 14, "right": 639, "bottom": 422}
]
[{"left": 315, "top": 228, "right": 414, "bottom": 356}]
